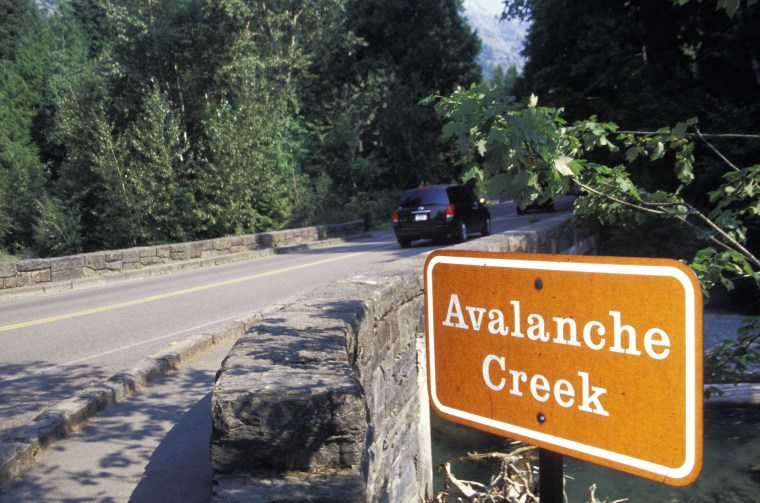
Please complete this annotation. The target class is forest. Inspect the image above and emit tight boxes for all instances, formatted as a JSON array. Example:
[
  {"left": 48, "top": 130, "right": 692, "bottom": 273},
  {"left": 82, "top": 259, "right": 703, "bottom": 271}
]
[
  {"left": 0, "top": 0, "right": 481, "bottom": 257},
  {"left": 1, "top": 0, "right": 758, "bottom": 263}
]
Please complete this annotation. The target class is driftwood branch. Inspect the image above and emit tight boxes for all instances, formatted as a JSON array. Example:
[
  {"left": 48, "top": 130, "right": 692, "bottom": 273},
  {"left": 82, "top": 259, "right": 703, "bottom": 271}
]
[{"left": 430, "top": 445, "right": 626, "bottom": 503}]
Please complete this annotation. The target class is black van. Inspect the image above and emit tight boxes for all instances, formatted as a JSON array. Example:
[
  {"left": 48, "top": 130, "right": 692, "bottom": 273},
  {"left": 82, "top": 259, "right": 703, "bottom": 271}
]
[{"left": 392, "top": 185, "right": 491, "bottom": 248}]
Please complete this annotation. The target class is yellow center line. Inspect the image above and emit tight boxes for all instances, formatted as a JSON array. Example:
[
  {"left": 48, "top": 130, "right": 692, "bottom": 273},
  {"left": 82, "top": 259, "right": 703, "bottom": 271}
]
[{"left": 0, "top": 249, "right": 373, "bottom": 333}]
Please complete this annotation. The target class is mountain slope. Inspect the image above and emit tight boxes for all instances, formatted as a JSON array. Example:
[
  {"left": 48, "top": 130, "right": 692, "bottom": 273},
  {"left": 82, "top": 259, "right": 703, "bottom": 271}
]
[{"left": 462, "top": 0, "right": 527, "bottom": 80}]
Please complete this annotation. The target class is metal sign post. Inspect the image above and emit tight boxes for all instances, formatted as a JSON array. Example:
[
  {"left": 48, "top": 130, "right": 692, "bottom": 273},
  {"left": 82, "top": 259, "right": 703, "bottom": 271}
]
[{"left": 539, "top": 449, "right": 563, "bottom": 503}]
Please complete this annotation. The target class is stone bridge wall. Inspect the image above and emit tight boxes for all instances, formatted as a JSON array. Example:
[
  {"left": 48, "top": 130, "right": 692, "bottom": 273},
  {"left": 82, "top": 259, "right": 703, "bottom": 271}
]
[
  {"left": 210, "top": 215, "right": 597, "bottom": 503},
  {"left": 0, "top": 220, "right": 365, "bottom": 295}
]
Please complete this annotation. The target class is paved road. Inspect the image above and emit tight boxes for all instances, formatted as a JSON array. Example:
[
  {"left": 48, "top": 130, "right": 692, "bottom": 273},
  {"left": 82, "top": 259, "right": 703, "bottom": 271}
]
[
  {"left": 0, "top": 341, "right": 232, "bottom": 502},
  {"left": 0, "top": 201, "right": 569, "bottom": 439},
  {"left": 0, "top": 201, "right": 576, "bottom": 501}
]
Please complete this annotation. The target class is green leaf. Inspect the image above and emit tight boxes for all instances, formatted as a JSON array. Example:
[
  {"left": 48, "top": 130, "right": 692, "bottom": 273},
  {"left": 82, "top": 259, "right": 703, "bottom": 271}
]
[
  {"left": 651, "top": 141, "right": 665, "bottom": 160},
  {"left": 672, "top": 121, "right": 689, "bottom": 138},
  {"left": 718, "top": 0, "right": 741, "bottom": 17}
]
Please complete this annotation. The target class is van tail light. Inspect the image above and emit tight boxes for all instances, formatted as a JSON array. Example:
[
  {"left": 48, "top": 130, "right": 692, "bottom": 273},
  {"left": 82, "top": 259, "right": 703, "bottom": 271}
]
[
  {"left": 445, "top": 204, "right": 455, "bottom": 220},
  {"left": 393, "top": 210, "right": 399, "bottom": 223}
]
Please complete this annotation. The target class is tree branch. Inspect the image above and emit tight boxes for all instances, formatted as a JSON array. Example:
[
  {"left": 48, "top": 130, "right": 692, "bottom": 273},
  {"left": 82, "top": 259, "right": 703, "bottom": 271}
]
[
  {"left": 576, "top": 180, "right": 760, "bottom": 269},
  {"left": 694, "top": 128, "right": 742, "bottom": 172},
  {"left": 616, "top": 130, "right": 760, "bottom": 140},
  {"left": 685, "top": 202, "right": 760, "bottom": 269}
]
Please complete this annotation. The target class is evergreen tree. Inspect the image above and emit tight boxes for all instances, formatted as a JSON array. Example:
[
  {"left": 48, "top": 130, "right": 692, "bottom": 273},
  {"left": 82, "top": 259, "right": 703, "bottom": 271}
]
[
  {"left": 490, "top": 64, "right": 519, "bottom": 94},
  {"left": 189, "top": 0, "right": 326, "bottom": 236},
  {"left": 302, "top": 0, "right": 482, "bottom": 200},
  {"left": 0, "top": 0, "right": 49, "bottom": 253},
  {"left": 509, "top": 0, "right": 760, "bottom": 206},
  {"left": 512, "top": 0, "right": 760, "bottom": 133}
]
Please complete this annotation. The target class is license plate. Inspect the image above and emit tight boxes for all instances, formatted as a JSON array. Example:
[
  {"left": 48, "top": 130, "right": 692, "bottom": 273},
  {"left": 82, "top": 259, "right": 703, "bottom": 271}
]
[{"left": 414, "top": 214, "right": 428, "bottom": 221}]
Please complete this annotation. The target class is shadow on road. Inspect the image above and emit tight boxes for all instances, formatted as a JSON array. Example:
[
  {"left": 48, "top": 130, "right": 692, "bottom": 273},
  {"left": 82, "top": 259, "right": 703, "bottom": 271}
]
[
  {"left": 0, "top": 361, "right": 112, "bottom": 440},
  {"left": 0, "top": 365, "right": 218, "bottom": 503}
]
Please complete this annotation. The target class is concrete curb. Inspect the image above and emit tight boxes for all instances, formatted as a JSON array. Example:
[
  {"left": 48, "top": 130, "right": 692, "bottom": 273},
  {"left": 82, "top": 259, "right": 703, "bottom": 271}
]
[
  {"left": 0, "top": 311, "right": 280, "bottom": 488},
  {"left": 0, "top": 234, "right": 366, "bottom": 487}
]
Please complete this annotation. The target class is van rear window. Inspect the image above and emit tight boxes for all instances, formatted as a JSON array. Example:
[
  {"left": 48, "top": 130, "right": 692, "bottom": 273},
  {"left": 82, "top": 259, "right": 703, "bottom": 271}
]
[{"left": 399, "top": 189, "right": 448, "bottom": 208}]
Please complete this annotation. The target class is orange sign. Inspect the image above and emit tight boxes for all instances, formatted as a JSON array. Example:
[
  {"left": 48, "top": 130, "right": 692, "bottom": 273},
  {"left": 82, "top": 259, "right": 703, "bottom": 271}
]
[{"left": 424, "top": 250, "right": 703, "bottom": 486}]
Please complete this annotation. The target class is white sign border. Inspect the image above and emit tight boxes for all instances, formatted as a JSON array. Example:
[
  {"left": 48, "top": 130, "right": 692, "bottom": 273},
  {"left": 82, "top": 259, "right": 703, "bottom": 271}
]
[{"left": 425, "top": 254, "right": 699, "bottom": 482}]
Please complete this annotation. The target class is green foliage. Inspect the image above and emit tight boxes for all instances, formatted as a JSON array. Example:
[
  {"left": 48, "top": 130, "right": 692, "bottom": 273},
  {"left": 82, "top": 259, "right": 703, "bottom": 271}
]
[
  {"left": 434, "top": 85, "right": 572, "bottom": 209},
  {"left": 489, "top": 64, "right": 519, "bottom": 95},
  {"left": 32, "top": 196, "right": 82, "bottom": 257},
  {"left": 705, "top": 317, "right": 760, "bottom": 389},
  {"left": 300, "top": 0, "right": 482, "bottom": 194},
  {"left": 0, "top": 0, "right": 39, "bottom": 60},
  {"left": 99, "top": 85, "right": 192, "bottom": 247},
  {"left": 0, "top": 0, "right": 49, "bottom": 253},
  {"left": 430, "top": 81, "right": 760, "bottom": 388},
  {"left": 674, "top": 0, "right": 760, "bottom": 17},
  {"left": 0, "top": 0, "right": 485, "bottom": 255},
  {"left": 289, "top": 174, "right": 399, "bottom": 232}
]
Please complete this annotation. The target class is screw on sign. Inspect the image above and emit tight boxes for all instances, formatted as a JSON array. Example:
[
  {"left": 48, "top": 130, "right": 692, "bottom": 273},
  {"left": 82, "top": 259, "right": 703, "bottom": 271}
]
[{"left": 424, "top": 250, "right": 703, "bottom": 494}]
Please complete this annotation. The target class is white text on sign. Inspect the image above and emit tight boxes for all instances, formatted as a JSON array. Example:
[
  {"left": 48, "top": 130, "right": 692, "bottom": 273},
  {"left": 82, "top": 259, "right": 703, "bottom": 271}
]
[{"left": 442, "top": 293, "right": 673, "bottom": 417}]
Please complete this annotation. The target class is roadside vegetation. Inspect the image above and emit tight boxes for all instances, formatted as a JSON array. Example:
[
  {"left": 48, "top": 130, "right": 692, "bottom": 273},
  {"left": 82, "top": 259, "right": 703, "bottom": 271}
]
[{"left": 0, "top": 0, "right": 481, "bottom": 258}]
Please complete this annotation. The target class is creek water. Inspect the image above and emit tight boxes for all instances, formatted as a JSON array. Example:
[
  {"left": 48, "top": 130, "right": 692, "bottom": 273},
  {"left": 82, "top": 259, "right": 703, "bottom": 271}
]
[{"left": 431, "top": 406, "right": 760, "bottom": 503}]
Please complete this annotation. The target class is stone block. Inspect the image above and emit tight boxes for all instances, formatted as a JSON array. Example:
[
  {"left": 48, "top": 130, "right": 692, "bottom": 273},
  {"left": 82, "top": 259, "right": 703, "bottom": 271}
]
[
  {"left": 140, "top": 256, "right": 164, "bottom": 266},
  {"left": 106, "top": 260, "right": 123, "bottom": 271},
  {"left": 50, "top": 256, "right": 85, "bottom": 273},
  {"left": 52, "top": 268, "right": 83, "bottom": 282},
  {"left": 16, "top": 259, "right": 50, "bottom": 273},
  {"left": 16, "top": 272, "right": 31, "bottom": 287},
  {"left": 212, "top": 363, "right": 366, "bottom": 474},
  {"left": 105, "top": 252, "right": 122, "bottom": 262},
  {"left": 212, "top": 472, "right": 366, "bottom": 503},
  {"left": 30, "top": 269, "right": 52, "bottom": 284},
  {"left": 239, "top": 235, "right": 256, "bottom": 251},
  {"left": 213, "top": 237, "right": 232, "bottom": 252},
  {"left": 0, "top": 262, "right": 15, "bottom": 278},
  {"left": 170, "top": 242, "right": 202, "bottom": 260},
  {"left": 220, "top": 315, "right": 352, "bottom": 370},
  {"left": 139, "top": 247, "right": 157, "bottom": 258},
  {"left": 84, "top": 254, "right": 107, "bottom": 271},
  {"left": 121, "top": 249, "right": 140, "bottom": 264},
  {"left": 213, "top": 314, "right": 367, "bottom": 475}
]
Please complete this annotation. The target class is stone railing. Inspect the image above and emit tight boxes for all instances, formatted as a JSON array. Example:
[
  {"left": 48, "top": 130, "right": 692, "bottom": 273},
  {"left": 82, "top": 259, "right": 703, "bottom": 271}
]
[
  {"left": 211, "top": 215, "right": 597, "bottom": 502},
  {"left": 0, "top": 220, "right": 365, "bottom": 295}
]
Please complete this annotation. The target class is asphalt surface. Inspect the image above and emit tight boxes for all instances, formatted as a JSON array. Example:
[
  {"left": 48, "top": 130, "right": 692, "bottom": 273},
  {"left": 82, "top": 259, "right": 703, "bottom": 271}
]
[
  {"left": 0, "top": 202, "right": 569, "bottom": 500},
  {"left": 0, "top": 340, "right": 231, "bottom": 502},
  {"left": 0, "top": 200, "right": 548, "bottom": 442}
]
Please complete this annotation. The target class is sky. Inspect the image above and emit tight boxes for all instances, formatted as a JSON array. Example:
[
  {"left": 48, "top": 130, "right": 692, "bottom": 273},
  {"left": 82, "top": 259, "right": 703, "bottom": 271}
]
[{"left": 478, "top": 0, "right": 505, "bottom": 16}]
